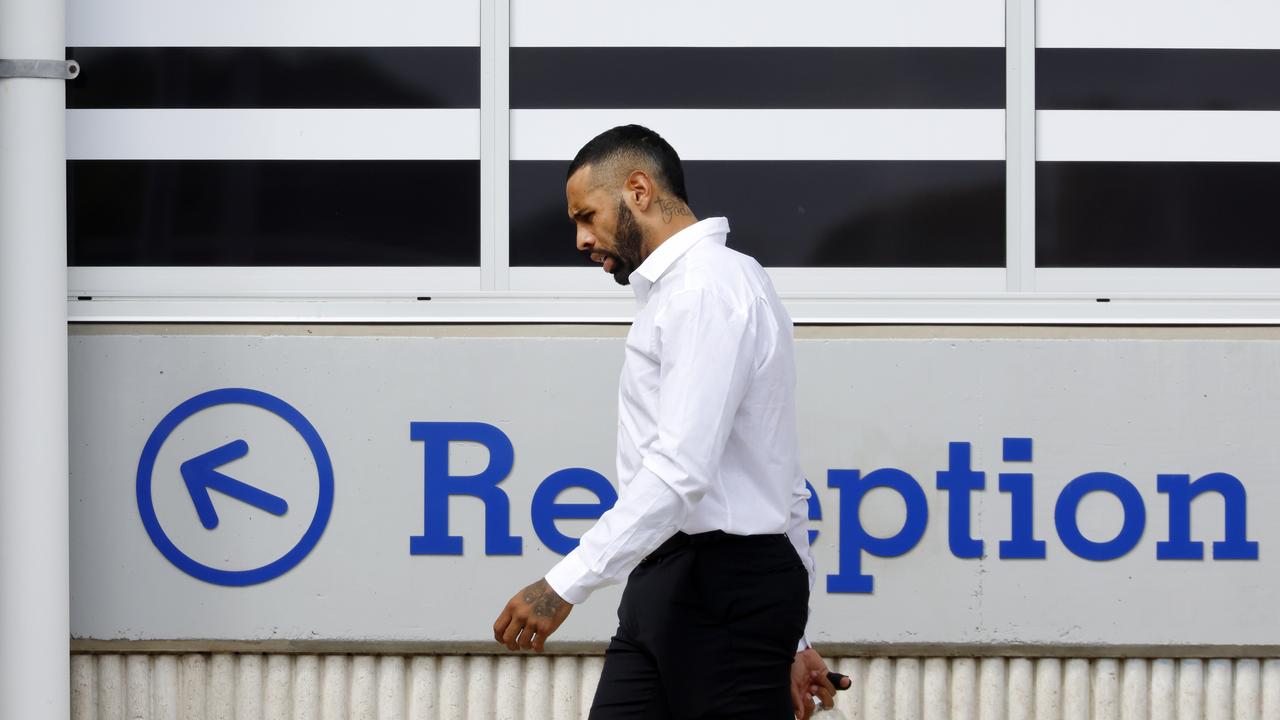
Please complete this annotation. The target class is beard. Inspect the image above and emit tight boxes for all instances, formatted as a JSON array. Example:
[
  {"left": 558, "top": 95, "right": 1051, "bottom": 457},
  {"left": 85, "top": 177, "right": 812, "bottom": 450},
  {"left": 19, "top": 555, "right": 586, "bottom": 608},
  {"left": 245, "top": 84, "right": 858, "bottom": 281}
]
[{"left": 602, "top": 199, "right": 645, "bottom": 286}]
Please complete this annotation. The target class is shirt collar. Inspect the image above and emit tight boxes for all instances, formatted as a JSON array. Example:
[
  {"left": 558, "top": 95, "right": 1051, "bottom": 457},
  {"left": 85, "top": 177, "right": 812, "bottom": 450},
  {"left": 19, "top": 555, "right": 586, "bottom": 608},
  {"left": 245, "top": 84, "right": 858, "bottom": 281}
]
[{"left": 629, "top": 217, "right": 730, "bottom": 303}]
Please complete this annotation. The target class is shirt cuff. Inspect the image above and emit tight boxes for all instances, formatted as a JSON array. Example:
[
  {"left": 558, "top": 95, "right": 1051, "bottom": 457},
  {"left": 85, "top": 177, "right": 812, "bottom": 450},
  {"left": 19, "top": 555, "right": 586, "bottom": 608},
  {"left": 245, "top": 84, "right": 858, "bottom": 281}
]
[
  {"left": 543, "top": 550, "right": 597, "bottom": 605},
  {"left": 796, "top": 635, "right": 811, "bottom": 653}
]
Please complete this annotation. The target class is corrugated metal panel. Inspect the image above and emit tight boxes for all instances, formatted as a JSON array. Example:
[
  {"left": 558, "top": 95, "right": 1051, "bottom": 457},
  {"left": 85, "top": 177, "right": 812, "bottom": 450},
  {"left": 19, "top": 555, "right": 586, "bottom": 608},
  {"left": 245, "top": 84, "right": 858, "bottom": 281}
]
[{"left": 70, "top": 654, "right": 1280, "bottom": 719}]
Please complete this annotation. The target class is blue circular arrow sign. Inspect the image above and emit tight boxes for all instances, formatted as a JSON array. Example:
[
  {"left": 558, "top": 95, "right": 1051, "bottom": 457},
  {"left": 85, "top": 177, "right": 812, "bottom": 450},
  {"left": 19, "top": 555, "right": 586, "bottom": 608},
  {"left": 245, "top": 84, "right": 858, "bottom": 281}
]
[{"left": 136, "top": 388, "right": 335, "bottom": 586}]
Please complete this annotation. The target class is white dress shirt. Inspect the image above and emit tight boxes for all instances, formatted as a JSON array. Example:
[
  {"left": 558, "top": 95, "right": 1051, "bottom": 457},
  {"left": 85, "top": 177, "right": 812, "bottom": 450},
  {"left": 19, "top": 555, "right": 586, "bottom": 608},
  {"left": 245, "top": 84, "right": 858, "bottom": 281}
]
[{"left": 544, "top": 216, "right": 815, "bottom": 649}]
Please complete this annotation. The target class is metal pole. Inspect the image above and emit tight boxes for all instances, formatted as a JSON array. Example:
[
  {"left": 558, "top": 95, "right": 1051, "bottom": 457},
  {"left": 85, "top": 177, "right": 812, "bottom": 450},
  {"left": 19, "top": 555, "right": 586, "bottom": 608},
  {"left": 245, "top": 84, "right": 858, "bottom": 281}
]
[{"left": 0, "top": 0, "right": 70, "bottom": 713}]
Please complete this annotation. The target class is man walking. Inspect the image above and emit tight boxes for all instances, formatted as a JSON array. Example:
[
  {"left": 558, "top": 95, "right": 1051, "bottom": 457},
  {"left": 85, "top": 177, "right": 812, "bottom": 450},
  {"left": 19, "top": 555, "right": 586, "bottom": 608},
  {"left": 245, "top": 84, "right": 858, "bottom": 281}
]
[{"left": 493, "top": 125, "right": 845, "bottom": 718}]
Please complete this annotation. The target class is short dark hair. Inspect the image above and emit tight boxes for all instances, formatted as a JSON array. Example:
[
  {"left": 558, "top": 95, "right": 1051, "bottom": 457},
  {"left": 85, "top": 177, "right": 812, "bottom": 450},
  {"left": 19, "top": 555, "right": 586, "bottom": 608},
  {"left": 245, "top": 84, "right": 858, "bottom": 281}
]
[{"left": 566, "top": 124, "right": 689, "bottom": 204}]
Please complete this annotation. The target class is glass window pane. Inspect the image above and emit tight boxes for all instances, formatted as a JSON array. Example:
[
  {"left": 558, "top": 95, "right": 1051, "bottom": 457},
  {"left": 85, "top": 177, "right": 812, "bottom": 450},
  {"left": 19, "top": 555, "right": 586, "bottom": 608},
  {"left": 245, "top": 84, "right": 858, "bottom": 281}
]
[
  {"left": 69, "top": 160, "right": 479, "bottom": 266},
  {"left": 511, "top": 160, "right": 1004, "bottom": 268},
  {"left": 66, "top": 46, "right": 481, "bottom": 268},
  {"left": 1036, "top": 2, "right": 1280, "bottom": 269}
]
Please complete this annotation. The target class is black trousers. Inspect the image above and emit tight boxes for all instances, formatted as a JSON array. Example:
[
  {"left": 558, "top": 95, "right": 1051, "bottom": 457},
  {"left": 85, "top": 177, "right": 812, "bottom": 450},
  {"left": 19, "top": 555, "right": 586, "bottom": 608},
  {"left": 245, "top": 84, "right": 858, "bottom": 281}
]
[{"left": 588, "top": 531, "right": 809, "bottom": 720}]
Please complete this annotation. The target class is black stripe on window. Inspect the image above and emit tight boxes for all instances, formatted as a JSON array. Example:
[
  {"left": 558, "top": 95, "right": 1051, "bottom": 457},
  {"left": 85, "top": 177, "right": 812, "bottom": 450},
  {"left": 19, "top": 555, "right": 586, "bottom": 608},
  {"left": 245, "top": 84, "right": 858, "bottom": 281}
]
[
  {"left": 66, "top": 47, "right": 480, "bottom": 109},
  {"left": 68, "top": 160, "right": 479, "bottom": 266},
  {"left": 511, "top": 47, "right": 1005, "bottom": 109},
  {"left": 1038, "top": 49, "right": 1280, "bottom": 110},
  {"left": 1038, "top": 161, "right": 1280, "bottom": 267},
  {"left": 511, "top": 160, "right": 1005, "bottom": 267}
]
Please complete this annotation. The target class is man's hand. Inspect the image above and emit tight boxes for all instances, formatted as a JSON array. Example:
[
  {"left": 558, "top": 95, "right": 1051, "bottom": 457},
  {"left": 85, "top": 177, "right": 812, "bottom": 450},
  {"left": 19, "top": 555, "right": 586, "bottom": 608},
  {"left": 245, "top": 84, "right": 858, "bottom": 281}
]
[
  {"left": 790, "top": 648, "right": 850, "bottom": 718},
  {"left": 492, "top": 578, "right": 573, "bottom": 652}
]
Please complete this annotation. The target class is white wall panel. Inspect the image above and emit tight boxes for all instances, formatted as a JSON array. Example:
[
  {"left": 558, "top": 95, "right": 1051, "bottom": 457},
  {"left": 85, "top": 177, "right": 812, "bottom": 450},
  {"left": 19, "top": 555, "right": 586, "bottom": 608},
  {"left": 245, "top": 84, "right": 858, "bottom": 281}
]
[
  {"left": 66, "top": 0, "right": 480, "bottom": 47},
  {"left": 1037, "top": 111, "right": 1280, "bottom": 162},
  {"left": 67, "top": 109, "right": 481, "bottom": 161},
  {"left": 1038, "top": 0, "right": 1280, "bottom": 49},
  {"left": 68, "top": 268, "right": 483, "bottom": 297},
  {"left": 1034, "top": 268, "right": 1280, "bottom": 294},
  {"left": 512, "top": 0, "right": 1004, "bottom": 47},
  {"left": 511, "top": 109, "right": 1005, "bottom": 161},
  {"left": 69, "top": 654, "right": 1280, "bottom": 719},
  {"left": 508, "top": 267, "right": 1005, "bottom": 295},
  {"left": 67, "top": 333, "right": 1280, "bottom": 646}
]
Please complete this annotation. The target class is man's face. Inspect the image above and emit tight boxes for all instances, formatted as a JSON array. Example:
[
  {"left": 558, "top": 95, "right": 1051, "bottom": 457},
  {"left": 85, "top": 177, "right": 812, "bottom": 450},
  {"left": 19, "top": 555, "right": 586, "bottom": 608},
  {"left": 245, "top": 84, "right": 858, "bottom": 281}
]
[{"left": 567, "top": 167, "right": 644, "bottom": 286}]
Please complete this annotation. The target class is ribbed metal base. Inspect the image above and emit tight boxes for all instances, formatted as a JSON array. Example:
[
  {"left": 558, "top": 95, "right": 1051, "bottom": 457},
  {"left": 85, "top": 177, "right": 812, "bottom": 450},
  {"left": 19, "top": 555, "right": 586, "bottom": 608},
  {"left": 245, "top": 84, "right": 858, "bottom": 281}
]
[{"left": 71, "top": 653, "right": 1280, "bottom": 719}]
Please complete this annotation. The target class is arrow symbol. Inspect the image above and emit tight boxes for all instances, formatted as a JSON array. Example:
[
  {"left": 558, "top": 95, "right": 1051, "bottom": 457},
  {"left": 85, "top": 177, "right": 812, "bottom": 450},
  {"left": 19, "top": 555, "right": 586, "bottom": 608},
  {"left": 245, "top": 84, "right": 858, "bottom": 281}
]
[{"left": 180, "top": 439, "right": 289, "bottom": 529}]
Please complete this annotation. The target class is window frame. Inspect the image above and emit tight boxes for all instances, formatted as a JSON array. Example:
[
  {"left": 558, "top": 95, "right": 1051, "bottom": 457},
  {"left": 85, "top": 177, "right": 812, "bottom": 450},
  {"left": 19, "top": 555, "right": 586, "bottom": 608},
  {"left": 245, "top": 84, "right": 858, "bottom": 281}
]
[{"left": 67, "top": 0, "right": 1280, "bottom": 324}]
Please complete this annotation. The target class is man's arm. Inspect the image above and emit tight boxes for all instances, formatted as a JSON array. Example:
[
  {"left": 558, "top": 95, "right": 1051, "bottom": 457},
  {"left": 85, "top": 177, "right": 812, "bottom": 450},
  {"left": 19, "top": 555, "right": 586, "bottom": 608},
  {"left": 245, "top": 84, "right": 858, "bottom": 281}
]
[
  {"left": 492, "top": 288, "right": 759, "bottom": 648},
  {"left": 785, "top": 486, "right": 817, "bottom": 652},
  {"left": 543, "top": 288, "right": 760, "bottom": 605}
]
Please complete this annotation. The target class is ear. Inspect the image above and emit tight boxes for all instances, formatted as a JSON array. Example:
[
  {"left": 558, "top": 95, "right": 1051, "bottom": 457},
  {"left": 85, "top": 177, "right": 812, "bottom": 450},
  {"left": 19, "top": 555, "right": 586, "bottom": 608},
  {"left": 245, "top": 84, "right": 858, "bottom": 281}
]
[{"left": 625, "top": 170, "right": 656, "bottom": 212}]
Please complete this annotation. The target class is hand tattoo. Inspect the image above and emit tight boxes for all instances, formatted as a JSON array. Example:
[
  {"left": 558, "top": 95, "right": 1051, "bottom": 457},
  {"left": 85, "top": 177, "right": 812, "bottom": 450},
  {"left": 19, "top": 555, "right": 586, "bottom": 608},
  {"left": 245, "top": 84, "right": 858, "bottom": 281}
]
[
  {"left": 656, "top": 197, "right": 692, "bottom": 223},
  {"left": 522, "top": 579, "right": 566, "bottom": 618}
]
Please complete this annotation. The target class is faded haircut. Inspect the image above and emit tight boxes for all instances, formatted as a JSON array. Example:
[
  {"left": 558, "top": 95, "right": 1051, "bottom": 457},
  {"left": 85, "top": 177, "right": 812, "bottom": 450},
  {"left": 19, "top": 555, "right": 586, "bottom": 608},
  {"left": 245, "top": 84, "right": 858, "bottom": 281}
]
[{"left": 566, "top": 124, "right": 689, "bottom": 205}]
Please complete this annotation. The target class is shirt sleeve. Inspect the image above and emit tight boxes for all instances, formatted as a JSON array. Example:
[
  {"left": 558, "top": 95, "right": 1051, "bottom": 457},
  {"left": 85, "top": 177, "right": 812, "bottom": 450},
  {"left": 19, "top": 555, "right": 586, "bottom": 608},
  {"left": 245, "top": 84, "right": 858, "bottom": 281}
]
[
  {"left": 545, "top": 288, "right": 759, "bottom": 604},
  {"left": 786, "top": 484, "right": 817, "bottom": 652}
]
